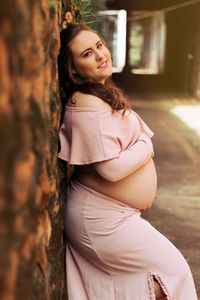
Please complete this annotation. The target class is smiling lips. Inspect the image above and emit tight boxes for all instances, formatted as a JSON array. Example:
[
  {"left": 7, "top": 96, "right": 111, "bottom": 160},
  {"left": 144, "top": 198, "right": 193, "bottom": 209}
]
[{"left": 97, "top": 60, "right": 108, "bottom": 69}]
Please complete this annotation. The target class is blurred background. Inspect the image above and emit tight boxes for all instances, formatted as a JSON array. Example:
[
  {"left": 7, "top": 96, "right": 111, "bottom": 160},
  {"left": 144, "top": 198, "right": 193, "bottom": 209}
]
[{"left": 94, "top": 0, "right": 200, "bottom": 99}]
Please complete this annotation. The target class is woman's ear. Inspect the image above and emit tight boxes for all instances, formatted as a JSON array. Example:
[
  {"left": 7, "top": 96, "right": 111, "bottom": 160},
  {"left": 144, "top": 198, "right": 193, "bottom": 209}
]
[{"left": 72, "top": 67, "right": 77, "bottom": 75}]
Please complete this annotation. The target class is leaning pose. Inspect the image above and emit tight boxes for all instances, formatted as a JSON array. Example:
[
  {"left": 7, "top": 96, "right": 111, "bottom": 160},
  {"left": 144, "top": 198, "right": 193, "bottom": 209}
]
[{"left": 58, "top": 24, "right": 197, "bottom": 300}]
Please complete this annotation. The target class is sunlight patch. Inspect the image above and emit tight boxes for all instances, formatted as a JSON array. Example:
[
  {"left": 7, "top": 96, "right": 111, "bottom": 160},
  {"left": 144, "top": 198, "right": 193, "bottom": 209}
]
[{"left": 171, "top": 105, "right": 200, "bottom": 137}]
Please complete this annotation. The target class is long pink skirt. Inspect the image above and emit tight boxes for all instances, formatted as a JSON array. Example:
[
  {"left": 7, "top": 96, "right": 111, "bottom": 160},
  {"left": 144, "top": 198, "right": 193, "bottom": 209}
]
[{"left": 64, "top": 179, "right": 197, "bottom": 300}]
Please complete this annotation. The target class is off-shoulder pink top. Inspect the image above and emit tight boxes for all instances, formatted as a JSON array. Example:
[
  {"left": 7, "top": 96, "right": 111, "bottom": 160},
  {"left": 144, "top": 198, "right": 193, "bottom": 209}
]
[{"left": 58, "top": 106, "right": 154, "bottom": 165}]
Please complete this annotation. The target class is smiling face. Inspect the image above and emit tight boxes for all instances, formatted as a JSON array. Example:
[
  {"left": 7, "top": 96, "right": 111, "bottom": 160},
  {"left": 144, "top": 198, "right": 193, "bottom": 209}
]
[{"left": 70, "top": 30, "right": 112, "bottom": 84}]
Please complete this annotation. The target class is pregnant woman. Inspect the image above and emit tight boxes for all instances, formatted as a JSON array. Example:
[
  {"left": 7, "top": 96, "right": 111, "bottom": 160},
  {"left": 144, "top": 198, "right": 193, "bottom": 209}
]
[{"left": 58, "top": 24, "right": 197, "bottom": 299}]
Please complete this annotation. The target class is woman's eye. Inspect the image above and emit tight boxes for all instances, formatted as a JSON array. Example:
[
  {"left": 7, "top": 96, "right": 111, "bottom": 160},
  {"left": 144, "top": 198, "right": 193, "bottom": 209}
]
[
  {"left": 84, "top": 51, "right": 92, "bottom": 57},
  {"left": 97, "top": 43, "right": 103, "bottom": 49}
]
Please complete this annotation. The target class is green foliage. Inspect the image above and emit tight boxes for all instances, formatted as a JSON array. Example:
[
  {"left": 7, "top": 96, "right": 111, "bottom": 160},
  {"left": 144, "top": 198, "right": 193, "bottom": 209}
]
[
  {"left": 72, "top": 0, "right": 108, "bottom": 24},
  {"left": 49, "top": 0, "right": 55, "bottom": 9}
]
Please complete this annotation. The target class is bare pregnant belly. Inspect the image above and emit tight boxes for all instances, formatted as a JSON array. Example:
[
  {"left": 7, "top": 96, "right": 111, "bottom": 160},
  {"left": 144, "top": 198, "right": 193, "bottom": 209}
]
[{"left": 74, "top": 158, "right": 157, "bottom": 210}]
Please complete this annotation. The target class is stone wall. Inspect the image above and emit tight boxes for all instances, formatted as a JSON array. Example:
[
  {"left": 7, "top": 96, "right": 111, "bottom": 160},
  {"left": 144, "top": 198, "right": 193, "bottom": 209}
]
[
  {"left": 0, "top": 0, "right": 70, "bottom": 299},
  {"left": 164, "top": 2, "right": 200, "bottom": 95},
  {"left": 185, "top": 32, "right": 200, "bottom": 100}
]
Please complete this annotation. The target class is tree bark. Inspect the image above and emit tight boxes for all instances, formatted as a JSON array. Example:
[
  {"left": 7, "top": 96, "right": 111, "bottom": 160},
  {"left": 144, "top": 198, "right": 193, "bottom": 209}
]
[{"left": 0, "top": 0, "right": 69, "bottom": 299}]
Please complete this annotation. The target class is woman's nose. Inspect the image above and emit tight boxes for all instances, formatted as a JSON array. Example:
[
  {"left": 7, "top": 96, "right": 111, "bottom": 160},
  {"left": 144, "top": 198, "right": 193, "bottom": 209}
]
[{"left": 95, "top": 50, "right": 103, "bottom": 61}]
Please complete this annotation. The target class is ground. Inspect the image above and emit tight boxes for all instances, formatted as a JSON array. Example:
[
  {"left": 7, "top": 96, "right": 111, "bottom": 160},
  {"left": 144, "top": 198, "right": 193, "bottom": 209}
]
[{"left": 129, "top": 91, "right": 200, "bottom": 299}]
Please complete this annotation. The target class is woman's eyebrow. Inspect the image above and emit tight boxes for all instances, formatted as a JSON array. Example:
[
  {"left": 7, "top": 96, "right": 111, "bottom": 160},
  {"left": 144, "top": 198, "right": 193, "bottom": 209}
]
[{"left": 80, "top": 39, "right": 101, "bottom": 55}]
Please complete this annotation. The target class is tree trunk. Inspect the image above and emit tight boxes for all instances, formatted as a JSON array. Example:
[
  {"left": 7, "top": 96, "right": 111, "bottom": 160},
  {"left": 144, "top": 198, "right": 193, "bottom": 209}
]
[{"left": 0, "top": 0, "right": 69, "bottom": 299}]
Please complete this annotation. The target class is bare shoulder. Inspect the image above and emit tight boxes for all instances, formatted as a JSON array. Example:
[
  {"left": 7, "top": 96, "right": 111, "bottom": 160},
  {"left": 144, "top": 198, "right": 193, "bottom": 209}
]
[{"left": 68, "top": 91, "right": 111, "bottom": 109}]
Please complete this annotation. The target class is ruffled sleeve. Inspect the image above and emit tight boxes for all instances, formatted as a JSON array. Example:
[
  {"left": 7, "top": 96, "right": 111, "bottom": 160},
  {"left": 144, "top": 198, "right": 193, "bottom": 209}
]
[
  {"left": 58, "top": 107, "right": 154, "bottom": 165},
  {"left": 58, "top": 107, "right": 122, "bottom": 164}
]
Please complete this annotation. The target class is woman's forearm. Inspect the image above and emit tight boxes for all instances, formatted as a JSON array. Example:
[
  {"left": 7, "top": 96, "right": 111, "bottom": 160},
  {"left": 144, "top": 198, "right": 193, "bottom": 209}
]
[{"left": 93, "top": 137, "right": 154, "bottom": 182}]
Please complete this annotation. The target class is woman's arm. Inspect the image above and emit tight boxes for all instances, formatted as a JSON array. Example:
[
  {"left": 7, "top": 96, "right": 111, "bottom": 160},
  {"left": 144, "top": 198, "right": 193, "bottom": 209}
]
[{"left": 93, "top": 134, "right": 154, "bottom": 182}]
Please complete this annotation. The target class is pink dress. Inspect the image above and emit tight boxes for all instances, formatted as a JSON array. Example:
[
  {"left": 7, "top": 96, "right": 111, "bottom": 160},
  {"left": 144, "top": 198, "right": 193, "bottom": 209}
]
[{"left": 58, "top": 106, "right": 197, "bottom": 300}]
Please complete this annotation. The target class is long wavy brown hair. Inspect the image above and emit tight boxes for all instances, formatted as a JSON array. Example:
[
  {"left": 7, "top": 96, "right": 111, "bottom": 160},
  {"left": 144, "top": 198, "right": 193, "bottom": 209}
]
[{"left": 58, "top": 23, "right": 131, "bottom": 114}]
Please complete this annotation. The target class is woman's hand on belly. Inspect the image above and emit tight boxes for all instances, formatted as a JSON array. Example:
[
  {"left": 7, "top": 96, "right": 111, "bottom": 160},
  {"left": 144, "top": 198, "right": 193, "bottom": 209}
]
[{"left": 75, "top": 158, "right": 157, "bottom": 210}]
